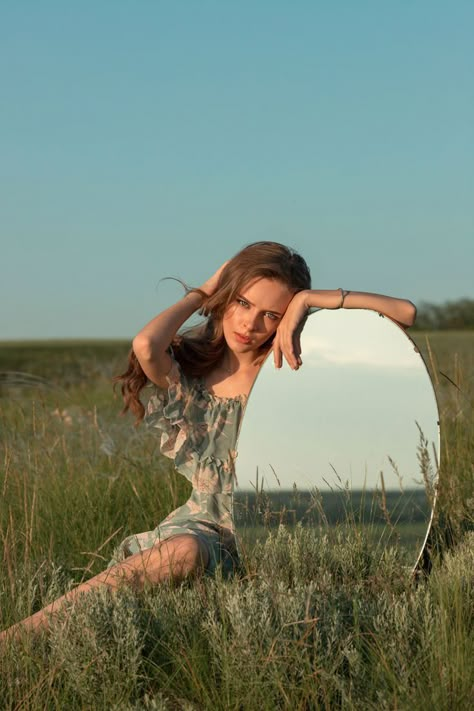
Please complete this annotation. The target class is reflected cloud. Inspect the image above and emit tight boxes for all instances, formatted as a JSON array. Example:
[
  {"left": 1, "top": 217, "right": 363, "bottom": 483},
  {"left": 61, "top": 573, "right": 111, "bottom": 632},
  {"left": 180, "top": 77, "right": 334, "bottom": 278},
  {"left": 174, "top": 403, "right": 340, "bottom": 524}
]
[{"left": 304, "top": 336, "right": 420, "bottom": 369}]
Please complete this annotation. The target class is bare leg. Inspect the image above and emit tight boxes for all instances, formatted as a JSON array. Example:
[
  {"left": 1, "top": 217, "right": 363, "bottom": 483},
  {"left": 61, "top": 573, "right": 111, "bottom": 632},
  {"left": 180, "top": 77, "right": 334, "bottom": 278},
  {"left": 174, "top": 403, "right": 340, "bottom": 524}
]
[{"left": 0, "top": 534, "right": 209, "bottom": 642}]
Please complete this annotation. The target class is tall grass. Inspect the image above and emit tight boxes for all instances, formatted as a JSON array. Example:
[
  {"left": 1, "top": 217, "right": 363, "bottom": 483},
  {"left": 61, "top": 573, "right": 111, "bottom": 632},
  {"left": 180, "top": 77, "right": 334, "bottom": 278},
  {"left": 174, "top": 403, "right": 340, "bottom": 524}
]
[{"left": 0, "top": 335, "right": 472, "bottom": 709}]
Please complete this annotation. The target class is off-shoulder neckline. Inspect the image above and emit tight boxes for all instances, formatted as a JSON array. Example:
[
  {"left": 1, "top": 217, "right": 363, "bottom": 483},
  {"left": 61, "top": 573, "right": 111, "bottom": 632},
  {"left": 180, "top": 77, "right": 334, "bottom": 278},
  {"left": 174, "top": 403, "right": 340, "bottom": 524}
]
[{"left": 197, "top": 378, "right": 248, "bottom": 404}]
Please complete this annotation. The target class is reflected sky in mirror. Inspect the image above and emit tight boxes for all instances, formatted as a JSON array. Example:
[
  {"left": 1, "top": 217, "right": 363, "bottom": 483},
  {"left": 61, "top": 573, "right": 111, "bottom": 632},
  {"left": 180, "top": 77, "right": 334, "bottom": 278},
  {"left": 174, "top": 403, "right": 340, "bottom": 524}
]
[
  {"left": 233, "top": 309, "right": 440, "bottom": 565},
  {"left": 235, "top": 309, "right": 439, "bottom": 494}
]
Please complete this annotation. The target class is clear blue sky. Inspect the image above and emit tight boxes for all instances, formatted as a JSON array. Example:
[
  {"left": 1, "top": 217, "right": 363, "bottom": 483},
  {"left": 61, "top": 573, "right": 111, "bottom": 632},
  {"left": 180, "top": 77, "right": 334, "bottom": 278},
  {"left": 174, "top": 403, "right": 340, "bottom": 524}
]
[{"left": 1, "top": 1, "right": 473, "bottom": 339}]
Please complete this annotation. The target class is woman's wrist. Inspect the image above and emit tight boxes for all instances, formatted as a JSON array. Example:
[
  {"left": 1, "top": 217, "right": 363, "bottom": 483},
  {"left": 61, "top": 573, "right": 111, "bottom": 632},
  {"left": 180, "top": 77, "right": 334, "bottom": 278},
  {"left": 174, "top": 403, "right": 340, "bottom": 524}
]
[
  {"left": 338, "top": 289, "right": 350, "bottom": 308},
  {"left": 301, "top": 289, "right": 350, "bottom": 310},
  {"left": 197, "top": 280, "right": 218, "bottom": 298}
]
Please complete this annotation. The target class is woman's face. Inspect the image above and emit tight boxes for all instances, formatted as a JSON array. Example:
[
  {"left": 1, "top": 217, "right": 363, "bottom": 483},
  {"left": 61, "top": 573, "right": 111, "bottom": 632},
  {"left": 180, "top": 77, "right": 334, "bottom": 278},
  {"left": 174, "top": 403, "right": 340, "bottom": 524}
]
[{"left": 222, "top": 277, "right": 295, "bottom": 356}]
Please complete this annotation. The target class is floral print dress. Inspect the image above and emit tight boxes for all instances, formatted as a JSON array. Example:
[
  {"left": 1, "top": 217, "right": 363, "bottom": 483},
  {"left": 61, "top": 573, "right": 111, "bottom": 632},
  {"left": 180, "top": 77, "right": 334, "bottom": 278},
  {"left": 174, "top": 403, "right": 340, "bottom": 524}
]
[{"left": 109, "top": 352, "right": 246, "bottom": 578}]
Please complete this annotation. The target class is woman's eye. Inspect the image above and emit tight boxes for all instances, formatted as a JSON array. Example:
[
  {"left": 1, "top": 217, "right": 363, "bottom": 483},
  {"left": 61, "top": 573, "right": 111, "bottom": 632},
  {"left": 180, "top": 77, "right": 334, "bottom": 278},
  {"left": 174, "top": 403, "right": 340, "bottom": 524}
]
[
  {"left": 265, "top": 313, "right": 278, "bottom": 321},
  {"left": 237, "top": 298, "right": 249, "bottom": 307}
]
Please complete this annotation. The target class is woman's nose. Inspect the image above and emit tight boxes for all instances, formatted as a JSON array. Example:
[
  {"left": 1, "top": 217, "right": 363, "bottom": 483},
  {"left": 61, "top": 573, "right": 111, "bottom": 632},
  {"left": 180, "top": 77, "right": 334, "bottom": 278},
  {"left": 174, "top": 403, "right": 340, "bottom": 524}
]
[{"left": 243, "top": 311, "right": 260, "bottom": 331}]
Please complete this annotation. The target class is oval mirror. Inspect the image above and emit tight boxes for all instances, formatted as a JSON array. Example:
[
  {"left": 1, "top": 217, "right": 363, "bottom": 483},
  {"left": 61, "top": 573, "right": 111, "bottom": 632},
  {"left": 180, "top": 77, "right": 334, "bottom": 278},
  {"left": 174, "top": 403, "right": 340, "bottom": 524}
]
[{"left": 233, "top": 309, "right": 440, "bottom": 570}]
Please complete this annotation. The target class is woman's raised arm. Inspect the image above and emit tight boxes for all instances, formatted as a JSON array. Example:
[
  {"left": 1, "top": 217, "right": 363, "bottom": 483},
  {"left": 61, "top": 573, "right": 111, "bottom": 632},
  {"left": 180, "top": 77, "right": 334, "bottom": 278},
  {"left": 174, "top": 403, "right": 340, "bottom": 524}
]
[
  {"left": 132, "top": 262, "right": 229, "bottom": 387},
  {"left": 132, "top": 292, "right": 203, "bottom": 386}
]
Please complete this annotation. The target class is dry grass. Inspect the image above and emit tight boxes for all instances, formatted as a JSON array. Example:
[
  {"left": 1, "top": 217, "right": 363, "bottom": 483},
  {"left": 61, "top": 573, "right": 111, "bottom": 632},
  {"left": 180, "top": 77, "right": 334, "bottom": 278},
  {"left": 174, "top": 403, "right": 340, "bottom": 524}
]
[{"left": 0, "top": 334, "right": 472, "bottom": 709}]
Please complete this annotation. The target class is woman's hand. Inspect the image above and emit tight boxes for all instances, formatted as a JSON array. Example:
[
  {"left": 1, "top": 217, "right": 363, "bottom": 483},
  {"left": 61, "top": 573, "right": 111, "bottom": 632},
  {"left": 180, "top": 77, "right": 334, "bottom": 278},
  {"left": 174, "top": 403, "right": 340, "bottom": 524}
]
[
  {"left": 273, "top": 291, "right": 309, "bottom": 370},
  {"left": 199, "top": 261, "right": 230, "bottom": 297},
  {"left": 132, "top": 262, "right": 230, "bottom": 386}
]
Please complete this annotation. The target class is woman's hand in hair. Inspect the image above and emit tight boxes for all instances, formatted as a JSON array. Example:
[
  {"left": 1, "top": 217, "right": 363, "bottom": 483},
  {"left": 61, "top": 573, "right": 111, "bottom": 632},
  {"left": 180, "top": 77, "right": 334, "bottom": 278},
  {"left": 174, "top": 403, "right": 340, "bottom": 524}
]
[
  {"left": 199, "top": 261, "right": 230, "bottom": 297},
  {"left": 272, "top": 291, "right": 309, "bottom": 371}
]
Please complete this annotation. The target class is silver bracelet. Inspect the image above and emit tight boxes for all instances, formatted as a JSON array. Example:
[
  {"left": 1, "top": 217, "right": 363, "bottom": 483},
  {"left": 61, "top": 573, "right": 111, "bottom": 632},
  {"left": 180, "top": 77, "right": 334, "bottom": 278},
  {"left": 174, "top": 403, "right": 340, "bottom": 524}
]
[{"left": 338, "top": 289, "right": 349, "bottom": 308}]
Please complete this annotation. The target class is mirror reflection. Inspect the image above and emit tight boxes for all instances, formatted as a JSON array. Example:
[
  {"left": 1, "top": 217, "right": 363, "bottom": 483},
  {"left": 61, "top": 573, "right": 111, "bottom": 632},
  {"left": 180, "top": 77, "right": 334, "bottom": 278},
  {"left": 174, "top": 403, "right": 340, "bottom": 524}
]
[{"left": 233, "top": 309, "right": 440, "bottom": 566}]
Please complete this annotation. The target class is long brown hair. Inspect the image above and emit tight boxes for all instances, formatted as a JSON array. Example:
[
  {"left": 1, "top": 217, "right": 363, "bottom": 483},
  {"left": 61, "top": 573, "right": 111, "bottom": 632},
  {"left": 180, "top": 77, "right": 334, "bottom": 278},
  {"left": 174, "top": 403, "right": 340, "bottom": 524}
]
[{"left": 115, "top": 241, "right": 311, "bottom": 421}]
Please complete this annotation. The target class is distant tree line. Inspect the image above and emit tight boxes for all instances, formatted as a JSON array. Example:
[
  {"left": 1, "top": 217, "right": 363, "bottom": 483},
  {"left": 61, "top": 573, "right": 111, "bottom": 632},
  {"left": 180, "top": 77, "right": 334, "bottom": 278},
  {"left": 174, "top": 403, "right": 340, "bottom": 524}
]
[{"left": 412, "top": 298, "right": 474, "bottom": 330}]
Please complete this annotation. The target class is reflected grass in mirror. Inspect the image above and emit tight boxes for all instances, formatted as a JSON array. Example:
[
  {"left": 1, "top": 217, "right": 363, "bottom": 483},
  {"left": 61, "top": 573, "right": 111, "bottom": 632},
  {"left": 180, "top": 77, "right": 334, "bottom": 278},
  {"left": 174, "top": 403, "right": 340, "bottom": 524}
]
[{"left": 234, "top": 309, "right": 440, "bottom": 568}]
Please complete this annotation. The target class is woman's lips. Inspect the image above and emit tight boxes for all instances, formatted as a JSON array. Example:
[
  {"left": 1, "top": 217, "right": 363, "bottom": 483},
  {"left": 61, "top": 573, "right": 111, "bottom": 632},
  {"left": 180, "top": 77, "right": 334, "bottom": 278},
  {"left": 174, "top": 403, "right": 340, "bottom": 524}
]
[{"left": 234, "top": 332, "right": 251, "bottom": 344}]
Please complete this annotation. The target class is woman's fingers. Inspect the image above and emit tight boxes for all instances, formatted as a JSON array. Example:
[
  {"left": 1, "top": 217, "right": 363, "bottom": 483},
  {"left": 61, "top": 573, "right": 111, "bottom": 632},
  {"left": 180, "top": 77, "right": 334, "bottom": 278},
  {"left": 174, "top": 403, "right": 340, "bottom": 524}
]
[
  {"left": 291, "top": 314, "right": 307, "bottom": 368},
  {"left": 274, "top": 333, "right": 295, "bottom": 370},
  {"left": 294, "top": 327, "right": 303, "bottom": 366},
  {"left": 284, "top": 321, "right": 305, "bottom": 368},
  {"left": 274, "top": 328, "right": 300, "bottom": 370},
  {"left": 272, "top": 293, "right": 308, "bottom": 370},
  {"left": 273, "top": 333, "right": 283, "bottom": 369},
  {"left": 200, "top": 260, "right": 231, "bottom": 296}
]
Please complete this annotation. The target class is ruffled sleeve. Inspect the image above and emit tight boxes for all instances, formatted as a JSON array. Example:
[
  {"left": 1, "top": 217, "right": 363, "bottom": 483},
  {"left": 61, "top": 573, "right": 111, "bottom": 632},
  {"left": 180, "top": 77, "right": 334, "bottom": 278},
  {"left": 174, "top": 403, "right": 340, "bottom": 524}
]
[
  {"left": 144, "top": 351, "right": 195, "bottom": 464},
  {"left": 143, "top": 351, "right": 244, "bottom": 492}
]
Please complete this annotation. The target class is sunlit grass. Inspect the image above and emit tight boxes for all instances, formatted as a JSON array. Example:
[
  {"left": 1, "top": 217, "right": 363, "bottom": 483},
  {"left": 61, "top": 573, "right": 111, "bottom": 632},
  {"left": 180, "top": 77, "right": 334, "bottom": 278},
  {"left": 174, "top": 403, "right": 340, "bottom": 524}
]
[{"left": 0, "top": 333, "right": 472, "bottom": 709}]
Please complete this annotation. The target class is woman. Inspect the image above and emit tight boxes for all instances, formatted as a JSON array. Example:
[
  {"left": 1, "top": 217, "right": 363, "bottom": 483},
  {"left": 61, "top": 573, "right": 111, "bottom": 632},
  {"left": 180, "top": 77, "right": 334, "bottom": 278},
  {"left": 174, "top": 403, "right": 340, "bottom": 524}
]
[{"left": 1, "top": 241, "right": 416, "bottom": 639}]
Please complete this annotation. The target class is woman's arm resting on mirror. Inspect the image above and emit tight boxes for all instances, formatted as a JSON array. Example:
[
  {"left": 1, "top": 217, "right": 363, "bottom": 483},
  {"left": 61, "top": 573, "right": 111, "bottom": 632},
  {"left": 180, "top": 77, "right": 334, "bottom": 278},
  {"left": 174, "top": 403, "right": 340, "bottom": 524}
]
[
  {"left": 273, "top": 289, "right": 416, "bottom": 371},
  {"left": 303, "top": 289, "right": 417, "bottom": 328}
]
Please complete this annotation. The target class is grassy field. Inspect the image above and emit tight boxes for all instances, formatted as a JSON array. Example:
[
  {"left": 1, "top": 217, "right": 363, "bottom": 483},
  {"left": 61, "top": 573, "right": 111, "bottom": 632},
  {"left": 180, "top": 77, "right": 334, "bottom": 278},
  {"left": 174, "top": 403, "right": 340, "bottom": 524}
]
[
  {"left": 233, "top": 488, "right": 434, "bottom": 569},
  {"left": 0, "top": 332, "right": 472, "bottom": 709}
]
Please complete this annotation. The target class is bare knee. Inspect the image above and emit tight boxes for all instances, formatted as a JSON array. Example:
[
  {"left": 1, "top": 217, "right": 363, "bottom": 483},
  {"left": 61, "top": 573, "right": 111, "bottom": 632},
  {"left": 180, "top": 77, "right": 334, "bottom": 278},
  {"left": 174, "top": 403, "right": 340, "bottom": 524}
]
[
  {"left": 106, "top": 534, "right": 209, "bottom": 589},
  {"left": 157, "top": 535, "right": 209, "bottom": 580}
]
